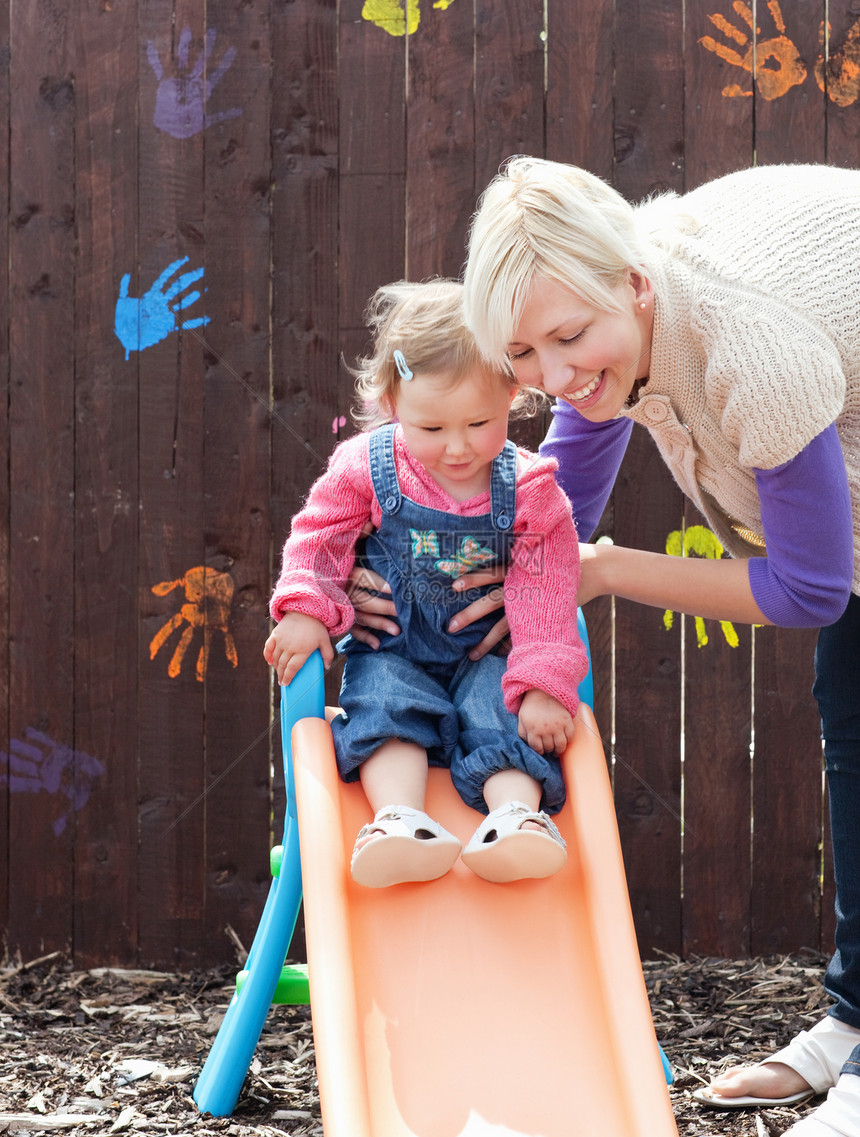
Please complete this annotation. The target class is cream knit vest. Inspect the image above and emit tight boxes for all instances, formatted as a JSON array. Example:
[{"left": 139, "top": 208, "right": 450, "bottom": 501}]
[{"left": 622, "top": 163, "right": 860, "bottom": 592}]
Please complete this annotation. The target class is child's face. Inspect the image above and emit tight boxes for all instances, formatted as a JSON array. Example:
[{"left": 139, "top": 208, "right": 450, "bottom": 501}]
[{"left": 393, "top": 367, "right": 515, "bottom": 499}]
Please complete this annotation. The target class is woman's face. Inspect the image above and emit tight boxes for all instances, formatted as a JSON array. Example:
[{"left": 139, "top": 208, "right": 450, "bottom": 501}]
[{"left": 506, "top": 273, "right": 654, "bottom": 421}]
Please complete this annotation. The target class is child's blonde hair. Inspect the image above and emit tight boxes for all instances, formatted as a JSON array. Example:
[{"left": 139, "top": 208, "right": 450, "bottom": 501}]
[
  {"left": 463, "top": 156, "right": 652, "bottom": 365},
  {"left": 352, "top": 278, "right": 543, "bottom": 429}
]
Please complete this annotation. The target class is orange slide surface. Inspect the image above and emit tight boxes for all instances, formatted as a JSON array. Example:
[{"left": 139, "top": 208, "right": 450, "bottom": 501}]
[{"left": 292, "top": 707, "right": 678, "bottom": 1137}]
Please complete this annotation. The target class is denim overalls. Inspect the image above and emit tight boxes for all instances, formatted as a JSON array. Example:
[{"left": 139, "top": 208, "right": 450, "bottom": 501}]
[{"left": 329, "top": 425, "right": 566, "bottom": 815}]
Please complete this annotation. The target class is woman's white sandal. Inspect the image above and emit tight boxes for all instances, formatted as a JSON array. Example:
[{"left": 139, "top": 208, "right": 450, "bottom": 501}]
[
  {"left": 693, "top": 1017, "right": 860, "bottom": 1109},
  {"left": 461, "top": 800, "right": 567, "bottom": 883},
  {"left": 350, "top": 805, "right": 461, "bottom": 888}
]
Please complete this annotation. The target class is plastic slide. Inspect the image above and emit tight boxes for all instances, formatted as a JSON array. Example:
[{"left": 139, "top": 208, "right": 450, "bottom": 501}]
[{"left": 292, "top": 701, "right": 678, "bottom": 1137}]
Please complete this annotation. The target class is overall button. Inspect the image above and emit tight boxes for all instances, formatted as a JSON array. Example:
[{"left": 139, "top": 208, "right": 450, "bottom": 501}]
[
  {"left": 496, "top": 512, "right": 512, "bottom": 529},
  {"left": 384, "top": 495, "right": 398, "bottom": 511}
]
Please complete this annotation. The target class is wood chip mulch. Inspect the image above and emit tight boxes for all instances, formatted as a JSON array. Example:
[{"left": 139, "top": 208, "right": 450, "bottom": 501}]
[{"left": 0, "top": 948, "right": 833, "bottom": 1136}]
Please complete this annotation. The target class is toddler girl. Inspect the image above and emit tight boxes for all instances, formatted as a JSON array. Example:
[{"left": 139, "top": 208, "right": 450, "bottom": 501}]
[{"left": 264, "top": 279, "right": 587, "bottom": 887}]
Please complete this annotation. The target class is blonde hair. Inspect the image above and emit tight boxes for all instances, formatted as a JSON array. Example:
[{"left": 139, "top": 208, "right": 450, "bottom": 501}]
[
  {"left": 462, "top": 156, "right": 652, "bottom": 365},
  {"left": 352, "top": 278, "right": 543, "bottom": 429}
]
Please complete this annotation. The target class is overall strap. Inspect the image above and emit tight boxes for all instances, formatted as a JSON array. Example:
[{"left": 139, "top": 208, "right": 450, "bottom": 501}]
[
  {"left": 367, "top": 424, "right": 402, "bottom": 515},
  {"left": 489, "top": 439, "right": 517, "bottom": 532}
]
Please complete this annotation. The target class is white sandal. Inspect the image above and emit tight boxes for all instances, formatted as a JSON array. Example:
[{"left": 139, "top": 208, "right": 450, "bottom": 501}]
[
  {"left": 693, "top": 1017, "right": 860, "bottom": 1109},
  {"left": 350, "top": 805, "right": 461, "bottom": 888},
  {"left": 461, "top": 801, "right": 567, "bottom": 883}
]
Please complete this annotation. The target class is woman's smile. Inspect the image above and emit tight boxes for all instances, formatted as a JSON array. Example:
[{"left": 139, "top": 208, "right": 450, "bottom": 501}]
[{"left": 507, "top": 275, "right": 654, "bottom": 421}]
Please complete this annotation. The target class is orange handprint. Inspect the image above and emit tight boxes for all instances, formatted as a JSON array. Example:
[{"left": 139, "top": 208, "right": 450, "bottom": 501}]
[
  {"left": 815, "top": 17, "right": 860, "bottom": 107},
  {"left": 700, "top": 0, "right": 806, "bottom": 100},
  {"left": 149, "top": 566, "right": 239, "bottom": 682}
]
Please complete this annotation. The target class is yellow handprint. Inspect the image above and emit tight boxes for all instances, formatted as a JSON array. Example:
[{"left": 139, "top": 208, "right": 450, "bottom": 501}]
[
  {"left": 700, "top": 0, "right": 806, "bottom": 100},
  {"left": 663, "top": 526, "right": 739, "bottom": 649},
  {"left": 815, "top": 18, "right": 860, "bottom": 107},
  {"left": 362, "top": 0, "right": 455, "bottom": 37}
]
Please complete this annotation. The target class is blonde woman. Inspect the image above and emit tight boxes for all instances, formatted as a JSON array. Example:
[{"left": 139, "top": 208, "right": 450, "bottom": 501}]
[{"left": 456, "top": 156, "right": 860, "bottom": 1136}]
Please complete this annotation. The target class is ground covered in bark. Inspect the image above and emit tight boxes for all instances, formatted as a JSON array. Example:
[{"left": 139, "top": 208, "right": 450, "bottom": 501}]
[{"left": 0, "top": 949, "right": 832, "bottom": 1135}]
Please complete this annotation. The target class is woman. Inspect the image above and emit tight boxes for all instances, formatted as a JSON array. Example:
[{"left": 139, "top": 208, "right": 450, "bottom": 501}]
[{"left": 455, "top": 156, "right": 860, "bottom": 1136}]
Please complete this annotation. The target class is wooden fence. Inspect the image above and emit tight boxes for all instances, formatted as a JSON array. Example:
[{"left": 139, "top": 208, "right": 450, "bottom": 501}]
[{"left": 0, "top": 0, "right": 857, "bottom": 970}]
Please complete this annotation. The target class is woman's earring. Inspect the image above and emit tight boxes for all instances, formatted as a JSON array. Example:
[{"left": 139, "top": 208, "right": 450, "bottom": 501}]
[{"left": 639, "top": 301, "right": 647, "bottom": 310}]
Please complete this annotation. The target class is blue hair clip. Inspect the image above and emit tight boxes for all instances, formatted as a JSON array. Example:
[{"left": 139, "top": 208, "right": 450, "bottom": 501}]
[{"left": 393, "top": 349, "right": 414, "bottom": 381}]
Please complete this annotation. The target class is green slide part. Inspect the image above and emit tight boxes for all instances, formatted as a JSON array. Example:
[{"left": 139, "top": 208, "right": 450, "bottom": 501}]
[{"left": 236, "top": 964, "right": 310, "bottom": 1006}]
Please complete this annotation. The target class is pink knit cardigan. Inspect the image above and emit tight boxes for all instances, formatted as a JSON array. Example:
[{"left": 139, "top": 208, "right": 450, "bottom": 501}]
[{"left": 270, "top": 429, "right": 588, "bottom": 716}]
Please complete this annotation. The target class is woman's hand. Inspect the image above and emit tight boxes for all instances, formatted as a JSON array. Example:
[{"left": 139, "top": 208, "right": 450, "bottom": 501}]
[
  {"left": 517, "top": 689, "right": 576, "bottom": 755},
  {"left": 264, "top": 611, "right": 334, "bottom": 686},
  {"left": 449, "top": 566, "right": 508, "bottom": 660},
  {"left": 346, "top": 565, "right": 400, "bottom": 650}
]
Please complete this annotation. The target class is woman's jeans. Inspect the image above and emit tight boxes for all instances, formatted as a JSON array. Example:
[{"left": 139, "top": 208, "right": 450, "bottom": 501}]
[{"left": 814, "top": 591, "right": 860, "bottom": 1029}]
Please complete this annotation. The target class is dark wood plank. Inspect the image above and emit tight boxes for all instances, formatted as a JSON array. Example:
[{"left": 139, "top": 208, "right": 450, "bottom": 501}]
[
  {"left": 7, "top": 0, "right": 77, "bottom": 959},
  {"left": 612, "top": 433, "right": 684, "bottom": 957},
  {"left": 136, "top": 2, "right": 209, "bottom": 968},
  {"left": 747, "top": 0, "right": 826, "bottom": 956},
  {"left": 823, "top": 3, "right": 860, "bottom": 168},
  {"left": 613, "top": 0, "right": 686, "bottom": 198},
  {"left": 473, "top": 1, "right": 545, "bottom": 188},
  {"left": 681, "top": 1, "right": 755, "bottom": 959},
  {"left": 0, "top": 0, "right": 10, "bottom": 947},
  {"left": 546, "top": 0, "right": 614, "bottom": 173},
  {"left": 406, "top": 0, "right": 475, "bottom": 279},
  {"left": 681, "top": 508, "right": 753, "bottom": 957},
  {"left": 270, "top": 0, "right": 340, "bottom": 857},
  {"left": 752, "top": 627, "right": 822, "bottom": 954},
  {"left": 612, "top": 0, "right": 686, "bottom": 957},
  {"left": 337, "top": 13, "right": 406, "bottom": 333},
  {"left": 685, "top": 0, "right": 754, "bottom": 187},
  {"left": 198, "top": 0, "right": 274, "bottom": 967},
  {"left": 71, "top": 0, "right": 141, "bottom": 968},
  {"left": 754, "top": 0, "right": 827, "bottom": 165}
]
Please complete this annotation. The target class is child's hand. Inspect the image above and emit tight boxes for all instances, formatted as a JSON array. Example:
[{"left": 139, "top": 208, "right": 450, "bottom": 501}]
[
  {"left": 263, "top": 612, "right": 334, "bottom": 686},
  {"left": 517, "top": 690, "right": 576, "bottom": 755}
]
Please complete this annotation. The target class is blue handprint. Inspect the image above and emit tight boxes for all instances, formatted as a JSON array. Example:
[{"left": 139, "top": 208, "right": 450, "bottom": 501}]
[
  {"left": 114, "top": 256, "right": 210, "bottom": 360},
  {"left": 147, "top": 27, "right": 242, "bottom": 139}
]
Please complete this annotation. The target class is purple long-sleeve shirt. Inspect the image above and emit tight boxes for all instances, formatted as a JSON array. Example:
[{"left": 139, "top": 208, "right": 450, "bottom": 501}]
[{"left": 541, "top": 403, "right": 853, "bottom": 628}]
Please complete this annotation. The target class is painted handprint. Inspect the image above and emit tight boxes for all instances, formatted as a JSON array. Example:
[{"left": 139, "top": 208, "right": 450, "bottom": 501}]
[
  {"left": 663, "top": 525, "right": 739, "bottom": 649},
  {"left": 149, "top": 566, "right": 239, "bottom": 682},
  {"left": 114, "top": 257, "right": 210, "bottom": 360},
  {"left": 362, "top": 0, "right": 455, "bottom": 37},
  {"left": 700, "top": 0, "right": 806, "bottom": 100},
  {"left": 0, "top": 728, "right": 105, "bottom": 837},
  {"left": 147, "top": 27, "right": 242, "bottom": 139},
  {"left": 815, "top": 18, "right": 860, "bottom": 107}
]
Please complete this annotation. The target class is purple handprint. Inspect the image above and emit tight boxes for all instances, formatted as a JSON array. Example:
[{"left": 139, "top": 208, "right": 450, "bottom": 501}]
[
  {"left": 147, "top": 27, "right": 242, "bottom": 139},
  {"left": 0, "top": 728, "right": 105, "bottom": 836}
]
